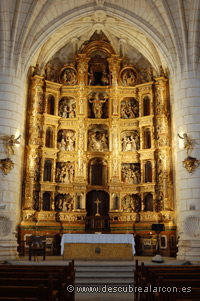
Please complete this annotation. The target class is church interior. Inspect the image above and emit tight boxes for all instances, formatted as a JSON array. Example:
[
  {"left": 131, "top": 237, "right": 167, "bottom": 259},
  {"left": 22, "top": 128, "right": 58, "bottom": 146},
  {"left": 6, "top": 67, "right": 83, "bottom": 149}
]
[{"left": 0, "top": 0, "right": 200, "bottom": 264}]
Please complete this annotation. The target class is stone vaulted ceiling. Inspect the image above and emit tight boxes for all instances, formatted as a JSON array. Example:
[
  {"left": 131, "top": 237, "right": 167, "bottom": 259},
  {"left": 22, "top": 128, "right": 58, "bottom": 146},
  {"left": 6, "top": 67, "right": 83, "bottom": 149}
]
[{"left": 0, "top": 0, "right": 200, "bottom": 79}]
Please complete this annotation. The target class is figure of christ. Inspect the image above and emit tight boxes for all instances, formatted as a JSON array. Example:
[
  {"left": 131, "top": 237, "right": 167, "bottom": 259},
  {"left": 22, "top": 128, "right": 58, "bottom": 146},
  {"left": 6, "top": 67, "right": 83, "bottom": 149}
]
[
  {"left": 94, "top": 198, "right": 101, "bottom": 216},
  {"left": 89, "top": 92, "right": 108, "bottom": 118}
]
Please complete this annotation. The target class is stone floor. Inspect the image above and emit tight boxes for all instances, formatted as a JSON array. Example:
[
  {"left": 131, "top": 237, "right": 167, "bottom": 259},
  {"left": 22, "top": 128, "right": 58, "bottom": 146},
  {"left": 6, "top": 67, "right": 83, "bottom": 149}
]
[{"left": 7, "top": 255, "right": 184, "bottom": 301}]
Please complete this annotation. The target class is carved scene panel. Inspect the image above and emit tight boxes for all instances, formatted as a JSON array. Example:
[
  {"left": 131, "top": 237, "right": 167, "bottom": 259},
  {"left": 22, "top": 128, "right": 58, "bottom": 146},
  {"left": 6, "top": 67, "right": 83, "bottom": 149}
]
[
  {"left": 120, "top": 97, "right": 139, "bottom": 119},
  {"left": 121, "top": 194, "right": 141, "bottom": 212},
  {"left": 121, "top": 163, "right": 140, "bottom": 184},
  {"left": 56, "top": 162, "right": 74, "bottom": 184},
  {"left": 88, "top": 125, "right": 108, "bottom": 152},
  {"left": 58, "top": 97, "right": 76, "bottom": 118},
  {"left": 57, "top": 130, "right": 76, "bottom": 151},
  {"left": 121, "top": 130, "right": 140, "bottom": 152},
  {"left": 55, "top": 193, "right": 74, "bottom": 212}
]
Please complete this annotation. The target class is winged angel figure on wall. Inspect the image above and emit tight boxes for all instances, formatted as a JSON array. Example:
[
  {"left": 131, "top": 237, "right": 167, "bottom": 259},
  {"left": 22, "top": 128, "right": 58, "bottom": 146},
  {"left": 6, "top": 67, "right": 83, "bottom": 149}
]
[
  {"left": 178, "top": 132, "right": 200, "bottom": 173},
  {"left": 177, "top": 133, "right": 193, "bottom": 157},
  {"left": 1, "top": 134, "right": 21, "bottom": 158}
]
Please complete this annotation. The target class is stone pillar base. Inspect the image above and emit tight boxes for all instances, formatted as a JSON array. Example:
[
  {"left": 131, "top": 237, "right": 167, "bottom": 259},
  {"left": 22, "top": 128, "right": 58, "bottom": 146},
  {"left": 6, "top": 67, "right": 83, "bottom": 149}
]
[
  {"left": 177, "top": 236, "right": 200, "bottom": 264},
  {"left": 0, "top": 239, "right": 19, "bottom": 260}
]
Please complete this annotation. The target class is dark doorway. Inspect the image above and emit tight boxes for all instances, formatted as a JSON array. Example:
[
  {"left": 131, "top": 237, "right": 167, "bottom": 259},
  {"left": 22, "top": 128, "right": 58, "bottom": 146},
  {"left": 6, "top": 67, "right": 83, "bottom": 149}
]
[{"left": 86, "top": 190, "right": 109, "bottom": 232}]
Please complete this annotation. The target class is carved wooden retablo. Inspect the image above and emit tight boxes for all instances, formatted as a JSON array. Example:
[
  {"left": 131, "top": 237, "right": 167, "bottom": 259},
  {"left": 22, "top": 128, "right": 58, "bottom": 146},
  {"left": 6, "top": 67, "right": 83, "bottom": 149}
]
[{"left": 20, "top": 32, "right": 176, "bottom": 257}]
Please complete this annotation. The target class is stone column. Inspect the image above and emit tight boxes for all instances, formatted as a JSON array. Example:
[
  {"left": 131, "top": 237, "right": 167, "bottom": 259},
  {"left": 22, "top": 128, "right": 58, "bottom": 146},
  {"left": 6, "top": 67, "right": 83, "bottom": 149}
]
[
  {"left": 173, "top": 73, "right": 200, "bottom": 263},
  {"left": 0, "top": 74, "right": 27, "bottom": 259}
]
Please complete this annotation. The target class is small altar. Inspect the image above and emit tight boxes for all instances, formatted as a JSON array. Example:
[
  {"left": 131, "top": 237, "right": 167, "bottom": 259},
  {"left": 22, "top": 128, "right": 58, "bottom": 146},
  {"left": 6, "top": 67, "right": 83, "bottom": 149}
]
[{"left": 61, "top": 234, "right": 135, "bottom": 260}]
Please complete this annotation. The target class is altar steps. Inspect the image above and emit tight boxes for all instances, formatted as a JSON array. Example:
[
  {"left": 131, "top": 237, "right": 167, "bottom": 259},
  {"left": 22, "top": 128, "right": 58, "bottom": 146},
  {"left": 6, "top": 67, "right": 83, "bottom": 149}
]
[{"left": 75, "top": 262, "right": 135, "bottom": 286}]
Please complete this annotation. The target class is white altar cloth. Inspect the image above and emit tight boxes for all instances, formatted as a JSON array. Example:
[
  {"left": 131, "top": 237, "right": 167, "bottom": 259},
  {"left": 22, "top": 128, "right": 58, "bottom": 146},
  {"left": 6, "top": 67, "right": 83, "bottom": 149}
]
[{"left": 61, "top": 234, "right": 135, "bottom": 255}]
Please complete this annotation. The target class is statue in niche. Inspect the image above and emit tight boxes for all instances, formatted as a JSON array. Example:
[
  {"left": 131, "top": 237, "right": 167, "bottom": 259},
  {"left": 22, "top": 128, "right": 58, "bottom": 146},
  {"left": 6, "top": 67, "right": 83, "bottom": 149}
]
[
  {"left": 101, "top": 70, "right": 109, "bottom": 85},
  {"left": 60, "top": 67, "right": 77, "bottom": 86},
  {"left": 56, "top": 162, "right": 74, "bottom": 184},
  {"left": 120, "top": 98, "right": 139, "bottom": 119},
  {"left": 56, "top": 193, "right": 74, "bottom": 212},
  {"left": 88, "top": 92, "right": 108, "bottom": 118},
  {"left": 88, "top": 69, "right": 109, "bottom": 86},
  {"left": 122, "top": 194, "right": 141, "bottom": 213},
  {"left": 121, "top": 163, "right": 140, "bottom": 184},
  {"left": 88, "top": 70, "right": 95, "bottom": 85},
  {"left": 121, "top": 131, "right": 139, "bottom": 152},
  {"left": 1, "top": 134, "right": 21, "bottom": 158},
  {"left": 88, "top": 130, "right": 108, "bottom": 152},
  {"left": 59, "top": 98, "right": 76, "bottom": 118},
  {"left": 45, "top": 59, "right": 62, "bottom": 82},
  {"left": 57, "top": 130, "right": 75, "bottom": 151},
  {"left": 120, "top": 67, "right": 137, "bottom": 86}
]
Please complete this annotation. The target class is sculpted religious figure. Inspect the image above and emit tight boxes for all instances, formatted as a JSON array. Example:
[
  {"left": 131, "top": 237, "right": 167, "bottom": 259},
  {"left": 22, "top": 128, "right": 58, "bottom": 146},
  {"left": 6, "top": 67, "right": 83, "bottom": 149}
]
[
  {"left": 89, "top": 92, "right": 108, "bottom": 118},
  {"left": 56, "top": 163, "right": 74, "bottom": 184},
  {"left": 88, "top": 70, "right": 95, "bottom": 85},
  {"left": 101, "top": 70, "right": 109, "bottom": 85},
  {"left": 121, "top": 132, "right": 139, "bottom": 152},
  {"left": 121, "top": 164, "right": 140, "bottom": 184},
  {"left": 88, "top": 131, "right": 108, "bottom": 152},
  {"left": 120, "top": 98, "right": 139, "bottom": 119},
  {"left": 59, "top": 98, "right": 76, "bottom": 118},
  {"left": 58, "top": 130, "right": 75, "bottom": 151},
  {"left": 120, "top": 68, "right": 137, "bottom": 86},
  {"left": 122, "top": 194, "right": 141, "bottom": 213},
  {"left": 1, "top": 134, "right": 21, "bottom": 158},
  {"left": 56, "top": 194, "right": 74, "bottom": 212},
  {"left": 60, "top": 67, "right": 77, "bottom": 85},
  {"left": 178, "top": 133, "right": 193, "bottom": 157}
]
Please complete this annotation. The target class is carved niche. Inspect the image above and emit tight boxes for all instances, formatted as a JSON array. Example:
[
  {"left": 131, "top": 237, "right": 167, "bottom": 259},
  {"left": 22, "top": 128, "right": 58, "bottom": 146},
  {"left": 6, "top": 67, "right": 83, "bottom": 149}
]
[
  {"left": 88, "top": 124, "right": 108, "bottom": 152},
  {"left": 121, "top": 130, "right": 140, "bottom": 152},
  {"left": 57, "top": 130, "right": 76, "bottom": 151},
  {"left": 121, "top": 163, "right": 140, "bottom": 184},
  {"left": 58, "top": 97, "right": 76, "bottom": 118},
  {"left": 120, "top": 97, "right": 139, "bottom": 119}
]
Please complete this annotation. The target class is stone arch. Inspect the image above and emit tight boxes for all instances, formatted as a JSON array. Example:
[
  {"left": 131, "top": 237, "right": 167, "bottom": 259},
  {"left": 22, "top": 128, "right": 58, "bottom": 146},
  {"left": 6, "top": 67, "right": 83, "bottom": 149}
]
[{"left": 20, "top": 3, "right": 178, "bottom": 76}]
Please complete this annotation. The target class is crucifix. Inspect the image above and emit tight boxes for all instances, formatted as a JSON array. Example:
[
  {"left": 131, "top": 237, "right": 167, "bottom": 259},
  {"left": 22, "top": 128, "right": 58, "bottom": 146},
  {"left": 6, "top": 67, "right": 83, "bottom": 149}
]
[{"left": 94, "top": 198, "right": 101, "bottom": 216}]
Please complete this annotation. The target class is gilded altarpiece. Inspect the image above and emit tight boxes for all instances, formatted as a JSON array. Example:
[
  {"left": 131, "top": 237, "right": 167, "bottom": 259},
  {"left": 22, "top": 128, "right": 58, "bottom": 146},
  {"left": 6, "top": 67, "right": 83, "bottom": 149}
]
[{"left": 20, "top": 40, "right": 176, "bottom": 256}]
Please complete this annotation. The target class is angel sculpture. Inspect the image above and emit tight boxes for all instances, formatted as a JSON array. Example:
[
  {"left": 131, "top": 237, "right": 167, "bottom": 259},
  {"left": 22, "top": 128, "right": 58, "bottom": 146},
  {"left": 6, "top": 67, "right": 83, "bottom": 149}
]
[
  {"left": 1, "top": 134, "right": 21, "bottom": 157},
  {"left": 177, "top": 133, "right": 193, "bottom": 157}
]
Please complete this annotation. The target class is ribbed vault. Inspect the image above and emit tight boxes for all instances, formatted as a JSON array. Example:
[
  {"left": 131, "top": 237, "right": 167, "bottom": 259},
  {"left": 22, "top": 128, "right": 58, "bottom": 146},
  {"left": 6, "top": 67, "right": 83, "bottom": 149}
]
[{"left": 1, "top": 0, "right": 199, "bottom": 78}]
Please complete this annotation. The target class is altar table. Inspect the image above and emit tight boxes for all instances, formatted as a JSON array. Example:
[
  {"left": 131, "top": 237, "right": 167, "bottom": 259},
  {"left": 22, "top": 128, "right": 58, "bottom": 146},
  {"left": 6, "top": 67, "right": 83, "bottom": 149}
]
[{"left": 61, "top": 234, "right": 135, "bottom": 260}]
